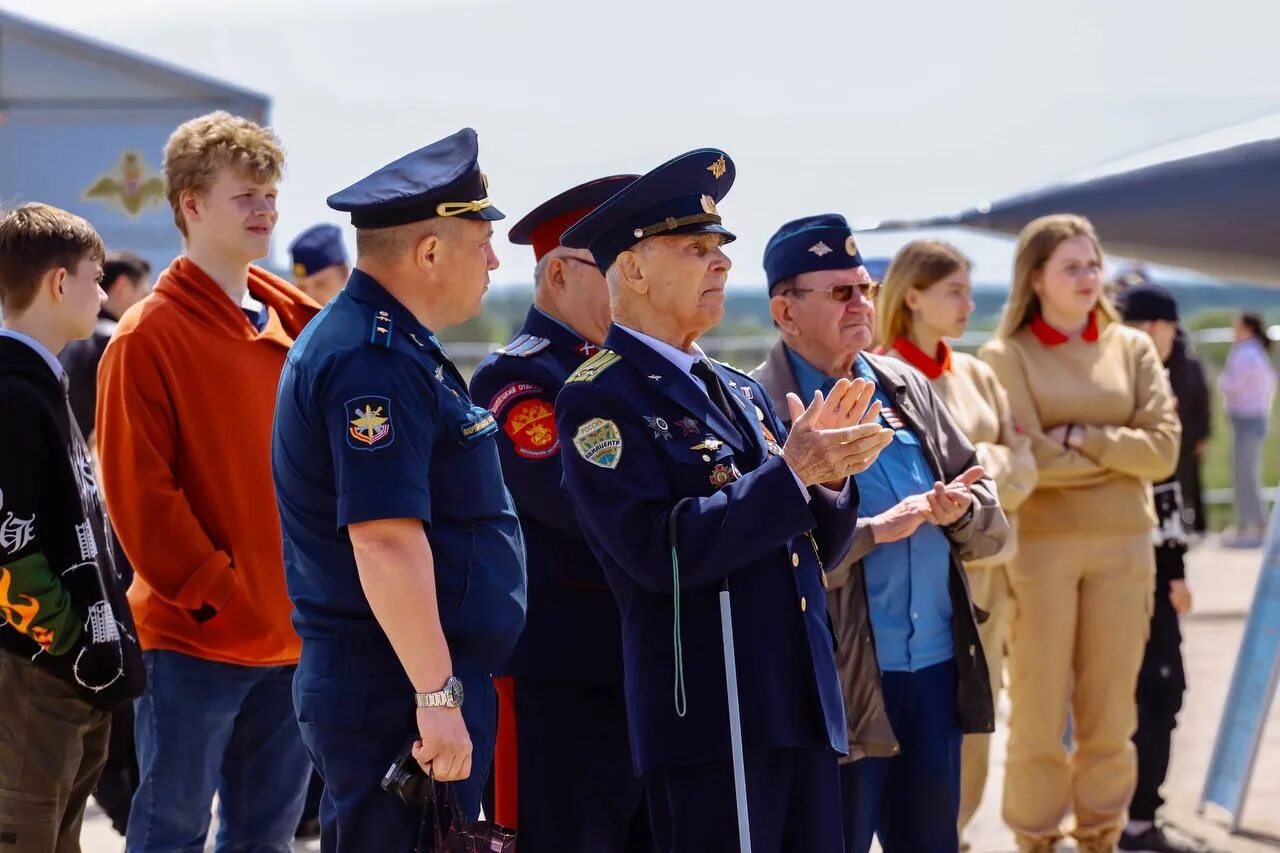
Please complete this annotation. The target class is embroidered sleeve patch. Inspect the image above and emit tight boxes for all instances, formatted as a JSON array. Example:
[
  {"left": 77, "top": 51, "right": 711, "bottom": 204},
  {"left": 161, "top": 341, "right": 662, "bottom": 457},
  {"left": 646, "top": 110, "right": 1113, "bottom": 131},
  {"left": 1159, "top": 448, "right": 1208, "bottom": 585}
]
[
  {"left": 572, "top": 418, "right": 623, "bottom": 469},
  {"left": 346, "top": 397, "right": 395, "bottom": 450},
  {"left": 504, "top": 398, "right": 559, "bottom": 459}
]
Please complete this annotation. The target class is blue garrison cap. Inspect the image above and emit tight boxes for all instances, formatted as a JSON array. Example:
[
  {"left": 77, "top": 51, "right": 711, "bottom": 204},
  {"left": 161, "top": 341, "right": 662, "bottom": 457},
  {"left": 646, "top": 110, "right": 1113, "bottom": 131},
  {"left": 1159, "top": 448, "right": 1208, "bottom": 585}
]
[
  {"left": 288, "top": 224, "right": 347, "bottom": 278},
  {"left": 763, "top": 214, "right": 866, "bottom": 293},
  {"left": 560, "top": 149, "right": 736, "bottom": 271},
  {"left": 327, "top": 128, "right": 504, "bottom": 229},
  {"left": 509, "top": 174, "right": 640, "bottom": 261}
]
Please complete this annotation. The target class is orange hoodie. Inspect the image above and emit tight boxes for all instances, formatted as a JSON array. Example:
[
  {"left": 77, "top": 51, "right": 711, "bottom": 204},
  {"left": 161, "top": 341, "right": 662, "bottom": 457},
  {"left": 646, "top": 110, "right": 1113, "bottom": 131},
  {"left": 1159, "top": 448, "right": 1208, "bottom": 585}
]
[{"left": 96, "top": 257, "right": 320, "bottom": 666}]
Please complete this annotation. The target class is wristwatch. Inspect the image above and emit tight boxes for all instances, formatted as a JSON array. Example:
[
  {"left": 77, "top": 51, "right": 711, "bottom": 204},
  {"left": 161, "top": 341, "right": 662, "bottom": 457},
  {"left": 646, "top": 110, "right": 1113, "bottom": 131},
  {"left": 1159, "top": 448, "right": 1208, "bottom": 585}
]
[{"left": 415, "top": 676, "right": 464, "bottom": 709}]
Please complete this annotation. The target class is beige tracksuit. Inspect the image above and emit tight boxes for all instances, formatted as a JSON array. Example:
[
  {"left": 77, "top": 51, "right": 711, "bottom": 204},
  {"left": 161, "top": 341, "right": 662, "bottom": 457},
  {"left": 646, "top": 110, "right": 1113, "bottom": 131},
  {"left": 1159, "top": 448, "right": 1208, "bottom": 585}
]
[{"left": 979, "top": 319, "right": 1179, "bottom": 851}]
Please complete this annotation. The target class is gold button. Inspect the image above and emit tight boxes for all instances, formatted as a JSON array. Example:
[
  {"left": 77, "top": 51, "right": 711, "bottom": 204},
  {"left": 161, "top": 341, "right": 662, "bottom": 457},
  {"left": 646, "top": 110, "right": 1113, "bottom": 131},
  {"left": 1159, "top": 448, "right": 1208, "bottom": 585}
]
[
  {"left": 791, "top": 552, "right": 800, "bottom": 568},
  {"left": 800, "top": 596, "right": 807, "bottom": 612}
]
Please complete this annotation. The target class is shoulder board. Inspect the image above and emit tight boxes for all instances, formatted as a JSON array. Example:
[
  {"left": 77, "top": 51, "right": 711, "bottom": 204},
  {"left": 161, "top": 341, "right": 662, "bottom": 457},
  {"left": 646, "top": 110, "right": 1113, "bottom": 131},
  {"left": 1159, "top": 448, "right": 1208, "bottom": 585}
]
[
  {"left": 496, "top": 333, "right": 551, "bottom": 358},
  {"left": 365, "top": 309, "right": 395, "bottom": 349},
  {"left": 566, "top": 349, "right": 620, "bottom": 383}
]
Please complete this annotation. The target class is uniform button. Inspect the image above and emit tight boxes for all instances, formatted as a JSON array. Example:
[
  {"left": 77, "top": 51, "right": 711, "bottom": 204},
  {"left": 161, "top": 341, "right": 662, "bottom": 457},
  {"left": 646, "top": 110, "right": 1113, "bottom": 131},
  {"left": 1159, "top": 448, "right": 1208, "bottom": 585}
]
[
  {"left": 702, "top": 454, "right": 711, "bottom": 462},
  {"left": 791, "top": 552, "right": 800, "bottom": 568},
  {"left": 912, "top": 612, "right": 919, "bottom": 620},
  {"left": 800, "top": 596, "right": 807, "bottom": 612}
]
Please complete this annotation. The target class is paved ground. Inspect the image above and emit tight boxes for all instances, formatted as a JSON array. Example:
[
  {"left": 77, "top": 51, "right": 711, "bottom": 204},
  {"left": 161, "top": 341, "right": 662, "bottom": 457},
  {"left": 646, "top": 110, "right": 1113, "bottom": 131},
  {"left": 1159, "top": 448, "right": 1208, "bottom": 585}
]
[{"left": 80, "top": 542, "right": 1280, "bottom": 852}]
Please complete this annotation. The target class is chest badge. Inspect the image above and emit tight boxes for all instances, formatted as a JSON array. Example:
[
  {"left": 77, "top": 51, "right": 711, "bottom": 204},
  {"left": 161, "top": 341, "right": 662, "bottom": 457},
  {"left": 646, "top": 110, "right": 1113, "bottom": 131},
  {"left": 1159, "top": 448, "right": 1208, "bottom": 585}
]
[
  {"left": 709, "top": 463, "right": 742, "bottom": 488},
  {"left": 691, "top": 437, "right": 724, "bottom": 453},
  {"left": 644, "top": 415, "right": 673, "bottom": 441},
  {"left": 675, "top": 417, "right": 701, "bottom": 436}
]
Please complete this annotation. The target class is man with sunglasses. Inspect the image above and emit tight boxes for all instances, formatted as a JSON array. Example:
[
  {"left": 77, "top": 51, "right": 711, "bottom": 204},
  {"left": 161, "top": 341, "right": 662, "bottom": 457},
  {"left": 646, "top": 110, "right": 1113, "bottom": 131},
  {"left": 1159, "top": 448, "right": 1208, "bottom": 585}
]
[
  {"left": 749, "top": 214, "right": 1007, "bottom": 853},
  {"left": 469, "top": 174, "right": 654, "bottom": 852}
]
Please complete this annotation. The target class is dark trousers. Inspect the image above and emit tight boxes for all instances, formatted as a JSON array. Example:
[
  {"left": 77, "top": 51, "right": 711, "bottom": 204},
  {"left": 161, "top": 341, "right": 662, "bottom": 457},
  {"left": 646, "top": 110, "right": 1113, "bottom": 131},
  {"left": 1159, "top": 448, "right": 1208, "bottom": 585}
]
[
  {"left": 513, "top": 679, "right": 651, "bottom": 853},
  {"left": 1176, "top": 452, "right": 1207, "bottom": 535},
  {"left": 0, "top": 649, "right": 111, "bottom": 853},
  {"left": 646, "top": 746, "right": 842, "bottom": 853},
  {"left": 841, "top": 659, "right": 962, "bottom": 853},
  {"left": 295, "top": 640, "right": 496, "bottom": 852},
  {"left": 91, "top": 702, "right": 138, "bottom": 835},
  {"left": 1131, "top": 574, "right": 1186, "bottom": 822}
]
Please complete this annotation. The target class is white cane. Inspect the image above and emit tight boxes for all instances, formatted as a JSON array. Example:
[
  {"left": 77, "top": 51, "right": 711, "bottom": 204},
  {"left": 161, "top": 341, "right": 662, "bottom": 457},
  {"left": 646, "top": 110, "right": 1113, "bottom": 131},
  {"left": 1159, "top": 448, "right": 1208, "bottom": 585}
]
[{"left": 720, "top": 579, "right": 753, "bottom": 853}]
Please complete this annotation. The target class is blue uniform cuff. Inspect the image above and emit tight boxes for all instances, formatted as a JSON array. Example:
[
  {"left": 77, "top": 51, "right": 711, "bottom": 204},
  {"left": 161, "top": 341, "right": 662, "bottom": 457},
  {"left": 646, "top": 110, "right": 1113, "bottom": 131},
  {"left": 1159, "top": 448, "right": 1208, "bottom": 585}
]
[{"left": 338, "top": 488, "right": 433, "bottom": 529}]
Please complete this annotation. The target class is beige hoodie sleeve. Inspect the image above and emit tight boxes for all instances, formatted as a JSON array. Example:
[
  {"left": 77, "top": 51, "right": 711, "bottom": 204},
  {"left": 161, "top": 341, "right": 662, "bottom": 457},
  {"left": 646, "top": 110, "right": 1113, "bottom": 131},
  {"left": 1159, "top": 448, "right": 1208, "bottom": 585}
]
[
  {"left": 972, "top": 360, "right": 1038, "bottom": 513},
  {"left": 1076, "top": 332, "right": 1181, "bottom": 482}
]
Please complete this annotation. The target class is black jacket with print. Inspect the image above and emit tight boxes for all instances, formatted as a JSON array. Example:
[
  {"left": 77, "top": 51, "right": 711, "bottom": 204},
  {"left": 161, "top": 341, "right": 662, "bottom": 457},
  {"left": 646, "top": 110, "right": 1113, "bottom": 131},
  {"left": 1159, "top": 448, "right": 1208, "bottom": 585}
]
[{"left": 0, "top": 336, "right": 143, "bottom": 709}]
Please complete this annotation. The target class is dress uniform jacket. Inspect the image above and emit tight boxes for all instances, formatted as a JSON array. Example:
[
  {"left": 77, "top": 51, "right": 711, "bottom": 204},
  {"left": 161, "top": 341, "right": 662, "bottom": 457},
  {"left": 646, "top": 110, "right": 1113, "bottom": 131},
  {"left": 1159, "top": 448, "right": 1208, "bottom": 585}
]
[{"left": 555, "top": 325, "right": 857, "bottom": 775}]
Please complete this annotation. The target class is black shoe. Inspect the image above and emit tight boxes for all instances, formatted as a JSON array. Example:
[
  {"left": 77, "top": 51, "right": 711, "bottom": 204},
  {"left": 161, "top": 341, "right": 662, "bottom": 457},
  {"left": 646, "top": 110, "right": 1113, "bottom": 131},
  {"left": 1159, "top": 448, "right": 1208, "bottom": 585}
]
[{"left": 1118, "top": 824, "right": 1199, "bottom": 853}]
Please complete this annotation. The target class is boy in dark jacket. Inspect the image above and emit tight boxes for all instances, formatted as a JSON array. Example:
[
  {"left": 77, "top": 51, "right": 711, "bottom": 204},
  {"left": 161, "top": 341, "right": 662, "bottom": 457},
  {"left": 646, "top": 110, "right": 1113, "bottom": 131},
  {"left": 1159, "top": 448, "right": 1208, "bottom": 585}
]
[{"left": 0, "top": 202, "right": 145, "bottom": 850}]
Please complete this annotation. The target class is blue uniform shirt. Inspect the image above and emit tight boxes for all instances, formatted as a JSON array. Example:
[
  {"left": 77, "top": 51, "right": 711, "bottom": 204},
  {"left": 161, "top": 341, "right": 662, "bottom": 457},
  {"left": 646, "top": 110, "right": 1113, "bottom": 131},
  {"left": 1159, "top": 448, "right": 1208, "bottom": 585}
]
[
  {"left": 785, "top": 346, "right": 954, "bottom": 672},
  {"left": 272, "top": 269, "right": 527, "bottom": 666}
]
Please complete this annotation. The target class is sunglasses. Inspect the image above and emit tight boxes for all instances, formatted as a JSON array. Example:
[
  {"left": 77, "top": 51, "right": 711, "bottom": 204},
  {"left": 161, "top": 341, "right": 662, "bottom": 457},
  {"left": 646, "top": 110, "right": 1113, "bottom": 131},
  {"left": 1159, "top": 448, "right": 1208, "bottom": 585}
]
[{"left": 786, "top": 281, "right": 881, "bottom": 303}]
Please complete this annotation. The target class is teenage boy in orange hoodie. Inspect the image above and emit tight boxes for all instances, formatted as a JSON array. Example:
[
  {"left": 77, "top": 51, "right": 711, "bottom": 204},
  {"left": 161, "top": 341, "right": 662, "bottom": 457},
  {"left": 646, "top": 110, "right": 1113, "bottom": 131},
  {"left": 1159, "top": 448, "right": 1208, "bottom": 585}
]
[{"left": 96, "top": 111, "right": 320, "bottom": 851}]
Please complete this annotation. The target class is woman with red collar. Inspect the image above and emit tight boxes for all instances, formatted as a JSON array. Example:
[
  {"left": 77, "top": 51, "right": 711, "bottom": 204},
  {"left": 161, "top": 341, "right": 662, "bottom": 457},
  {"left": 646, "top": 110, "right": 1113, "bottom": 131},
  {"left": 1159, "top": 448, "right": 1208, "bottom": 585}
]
[
  {"left": 876, "top": 239, "right": 1037, "bottom": 850},
  {"left": 979, "top": 215, "right": 1180, "bottom": 853}
]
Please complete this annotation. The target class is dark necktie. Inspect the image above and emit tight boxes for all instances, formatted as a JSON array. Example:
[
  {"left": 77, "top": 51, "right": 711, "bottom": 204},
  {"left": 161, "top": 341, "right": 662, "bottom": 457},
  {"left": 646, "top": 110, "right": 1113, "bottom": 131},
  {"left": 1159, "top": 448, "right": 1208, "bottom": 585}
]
[{"left": 691, "top": 359, "right": 736, "bottom": 423}]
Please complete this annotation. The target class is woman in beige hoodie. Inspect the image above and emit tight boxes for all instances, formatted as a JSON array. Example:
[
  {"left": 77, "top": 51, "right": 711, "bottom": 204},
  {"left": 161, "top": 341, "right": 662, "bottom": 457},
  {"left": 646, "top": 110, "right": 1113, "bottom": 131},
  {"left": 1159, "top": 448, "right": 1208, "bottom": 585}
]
[
  {"left": 979, "top": 215, "right": 1180, "bottom": 853},
  {"left": 877, "top": 239, "right": 1037, "bottom": 849}
]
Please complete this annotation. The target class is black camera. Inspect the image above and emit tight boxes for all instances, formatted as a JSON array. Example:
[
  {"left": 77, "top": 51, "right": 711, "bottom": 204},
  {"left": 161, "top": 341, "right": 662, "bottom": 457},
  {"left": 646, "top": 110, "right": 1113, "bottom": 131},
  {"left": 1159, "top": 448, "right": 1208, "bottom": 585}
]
[{"left": 381, "top": 737, "right": 433, "bottom": 806}]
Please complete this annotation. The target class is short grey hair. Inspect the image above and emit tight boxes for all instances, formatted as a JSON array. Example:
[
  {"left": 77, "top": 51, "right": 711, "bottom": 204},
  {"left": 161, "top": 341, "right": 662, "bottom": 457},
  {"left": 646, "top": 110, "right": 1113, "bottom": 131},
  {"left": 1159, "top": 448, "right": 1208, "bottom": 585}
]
[{"left": 533, "top": 254, "right": 553, "bottom": 289}]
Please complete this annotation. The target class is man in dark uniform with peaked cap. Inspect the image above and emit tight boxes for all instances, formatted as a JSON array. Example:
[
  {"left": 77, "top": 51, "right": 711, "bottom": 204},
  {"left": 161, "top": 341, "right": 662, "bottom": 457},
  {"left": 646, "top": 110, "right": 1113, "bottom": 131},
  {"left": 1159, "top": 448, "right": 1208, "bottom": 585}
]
[
  {"left": 471, "top": 174, "right": 655, "bottom": 852},
  {"left": 554, "top": 148, "right": 895, "bottom": 852},
  {"left": 272, "top": 128, "right": 527, "bottom": 850}
]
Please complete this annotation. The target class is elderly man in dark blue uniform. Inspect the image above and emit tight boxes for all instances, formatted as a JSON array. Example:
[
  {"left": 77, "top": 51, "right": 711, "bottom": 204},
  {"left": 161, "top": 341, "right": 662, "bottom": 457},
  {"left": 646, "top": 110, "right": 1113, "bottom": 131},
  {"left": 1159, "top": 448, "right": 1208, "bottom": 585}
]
[
  {"left": 553, "top": 149, "right": 896, "bottom": 853},
  {"left": 470, "top": 174, "right": 656, "bottom": 853},
  {"left": 271, "top": 128, "right": 527, "bottom": 850}
]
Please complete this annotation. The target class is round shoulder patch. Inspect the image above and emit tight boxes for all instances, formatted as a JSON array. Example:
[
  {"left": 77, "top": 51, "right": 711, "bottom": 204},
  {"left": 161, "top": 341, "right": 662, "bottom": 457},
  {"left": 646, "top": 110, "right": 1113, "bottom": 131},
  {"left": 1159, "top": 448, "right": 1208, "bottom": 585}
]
[{"left": 504, "top": 397, "right": 559, "bottom": 459}]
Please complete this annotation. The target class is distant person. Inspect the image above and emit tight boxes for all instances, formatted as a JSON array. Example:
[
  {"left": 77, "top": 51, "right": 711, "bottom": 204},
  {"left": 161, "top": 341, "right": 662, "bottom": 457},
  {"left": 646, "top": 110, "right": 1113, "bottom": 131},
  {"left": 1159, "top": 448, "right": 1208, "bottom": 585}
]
[
  {"left": 57, "top": 250, "right": 152, "bottom": 836},
  {"left": 875, "top": 239, "right": 1037, "bottom": 850},
  {"left": 1116, "top": 283, "right": 1197, "bottom": 853},
  {"left": 980, "top": 214, "right": 1179, "bottom": 853},
  {"left": 96, "top": 111, "right": 320, "bottom": 850},
  {"left": 59, "top": 251, "right": 152, "bottom": 439},
  {"left": 0, "top": 202, "right": 145, "bottom": 851},
  {"left": 1218, "top": 311, "right": 1276, "bottom": 547},
  {"left": 289, "top": 223, "right": 349, "bottom": 305}
]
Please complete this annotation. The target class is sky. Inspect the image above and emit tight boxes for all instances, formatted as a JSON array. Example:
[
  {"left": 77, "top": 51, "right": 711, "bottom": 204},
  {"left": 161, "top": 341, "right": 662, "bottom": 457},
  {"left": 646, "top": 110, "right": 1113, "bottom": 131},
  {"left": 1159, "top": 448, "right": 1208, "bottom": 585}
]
[{"left": 5, "top": 0, "right": 1280, "bottom": 287}]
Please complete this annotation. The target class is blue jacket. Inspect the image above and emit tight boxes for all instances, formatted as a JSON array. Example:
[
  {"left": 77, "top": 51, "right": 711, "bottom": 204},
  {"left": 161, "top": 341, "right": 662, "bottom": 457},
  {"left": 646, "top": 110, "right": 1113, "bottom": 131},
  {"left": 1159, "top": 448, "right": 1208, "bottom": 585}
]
[
  {"left": 554, "top": 325, "right": 856, "bottom": 774},
  {"left": 469, "top": 306, "right": 623, "bottom": 685}
]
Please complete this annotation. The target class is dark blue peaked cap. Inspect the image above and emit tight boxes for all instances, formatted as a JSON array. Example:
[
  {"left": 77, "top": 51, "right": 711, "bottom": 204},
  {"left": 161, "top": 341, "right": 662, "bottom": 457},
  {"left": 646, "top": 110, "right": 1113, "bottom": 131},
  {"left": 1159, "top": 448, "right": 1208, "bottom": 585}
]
[
  {"left": 763, "top": 213, "right": 866, "bottom": 293},
  {"left": 560, "top": 148, "right": 736, "bottom": 271},
  {"left": 288, "top": 223, "right": 347, "bottom": 278},
  {"left": 327, "top": 128, "right": 504, "bottom": 229}
]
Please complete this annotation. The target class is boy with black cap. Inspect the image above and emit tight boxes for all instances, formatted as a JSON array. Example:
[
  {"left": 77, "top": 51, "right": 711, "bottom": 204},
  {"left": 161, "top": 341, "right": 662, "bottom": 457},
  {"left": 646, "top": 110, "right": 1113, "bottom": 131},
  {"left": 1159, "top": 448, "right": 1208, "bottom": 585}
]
[{"left": 1117, "top": 282, "right": 1196, "bottom": 853}]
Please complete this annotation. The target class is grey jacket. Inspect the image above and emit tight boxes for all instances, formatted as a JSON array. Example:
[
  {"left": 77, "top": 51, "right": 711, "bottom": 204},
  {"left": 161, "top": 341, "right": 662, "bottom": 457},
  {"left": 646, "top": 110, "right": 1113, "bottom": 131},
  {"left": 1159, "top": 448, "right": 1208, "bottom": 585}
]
[{"left": 750, "top": 341, "right": 1007, "bottom": 761}]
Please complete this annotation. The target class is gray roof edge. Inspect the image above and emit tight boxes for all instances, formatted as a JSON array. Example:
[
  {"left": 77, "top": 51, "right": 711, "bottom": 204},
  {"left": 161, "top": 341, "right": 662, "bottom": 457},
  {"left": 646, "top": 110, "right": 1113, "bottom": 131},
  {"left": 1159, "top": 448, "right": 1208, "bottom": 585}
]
[{"left": 0, "top": 9, "right": 269, "bottom": 111}]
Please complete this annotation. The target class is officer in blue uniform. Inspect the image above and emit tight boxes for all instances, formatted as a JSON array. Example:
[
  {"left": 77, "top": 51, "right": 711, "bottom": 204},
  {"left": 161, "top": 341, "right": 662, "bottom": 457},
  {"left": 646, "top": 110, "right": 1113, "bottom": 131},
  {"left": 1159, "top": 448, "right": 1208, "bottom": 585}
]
[
  {"left": 288, "top": 223, "right": 350, "bottom": 305},
  {"left": 470, "top": 174, "right": 655, "bottom": 853},
  {"left": 553, "top": 148, "right": 895, "bottom": 852},
  {"left": 272, "top": 127, "right": 527, "bottom": 850}
]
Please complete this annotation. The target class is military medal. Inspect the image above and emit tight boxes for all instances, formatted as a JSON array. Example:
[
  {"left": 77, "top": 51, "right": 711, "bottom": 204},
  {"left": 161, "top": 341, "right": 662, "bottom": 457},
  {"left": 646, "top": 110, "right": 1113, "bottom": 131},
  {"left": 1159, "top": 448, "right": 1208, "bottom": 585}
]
[
  {"left": 644, "top": 415, "right": 672, "bottom": 440},
  {"left": 675, "top": 417, "right": 700, "bottom": 436},
  {"left": 708, "top": 463, "right": 741, "bottom": 488}
]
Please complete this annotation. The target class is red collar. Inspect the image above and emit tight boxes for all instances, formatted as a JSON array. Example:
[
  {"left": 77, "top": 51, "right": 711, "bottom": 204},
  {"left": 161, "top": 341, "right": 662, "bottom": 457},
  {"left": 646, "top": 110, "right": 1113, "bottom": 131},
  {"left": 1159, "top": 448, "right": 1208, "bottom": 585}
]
[
  {"left": 892, "top": 337, "right": 952, "bottom": 379},
  {"left": 1030, "top": 311, "right": 1099, "bottom": 347}
]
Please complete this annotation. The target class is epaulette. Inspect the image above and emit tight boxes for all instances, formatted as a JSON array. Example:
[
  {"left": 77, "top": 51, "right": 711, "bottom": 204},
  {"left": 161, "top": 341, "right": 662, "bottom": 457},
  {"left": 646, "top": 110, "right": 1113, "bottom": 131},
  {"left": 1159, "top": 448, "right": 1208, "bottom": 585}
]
[
  {"left": 496, "top": 333, "right": 551, "bottom": 358},
  {"left": 566, "top": 349, "right": 620, "bottom": 383},
  {"left": 366, "top": 309, "right": 394, "bottom": 348}
]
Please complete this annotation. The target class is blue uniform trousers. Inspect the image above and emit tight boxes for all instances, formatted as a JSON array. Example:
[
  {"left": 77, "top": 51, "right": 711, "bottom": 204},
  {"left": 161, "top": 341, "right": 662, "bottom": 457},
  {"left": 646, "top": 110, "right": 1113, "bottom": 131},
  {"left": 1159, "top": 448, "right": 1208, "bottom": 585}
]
[
  {"left": 513, "top": 679, "right": 651, "bottom": 852},
  {"left": 841, "top": 659, "right": 962, "bottom": 853},
  {"left": 646, "top": 746, "right": 842, "bottom": 852},
  {"left": 294, "top": 637, "right": 496, "bottom": 852}
]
